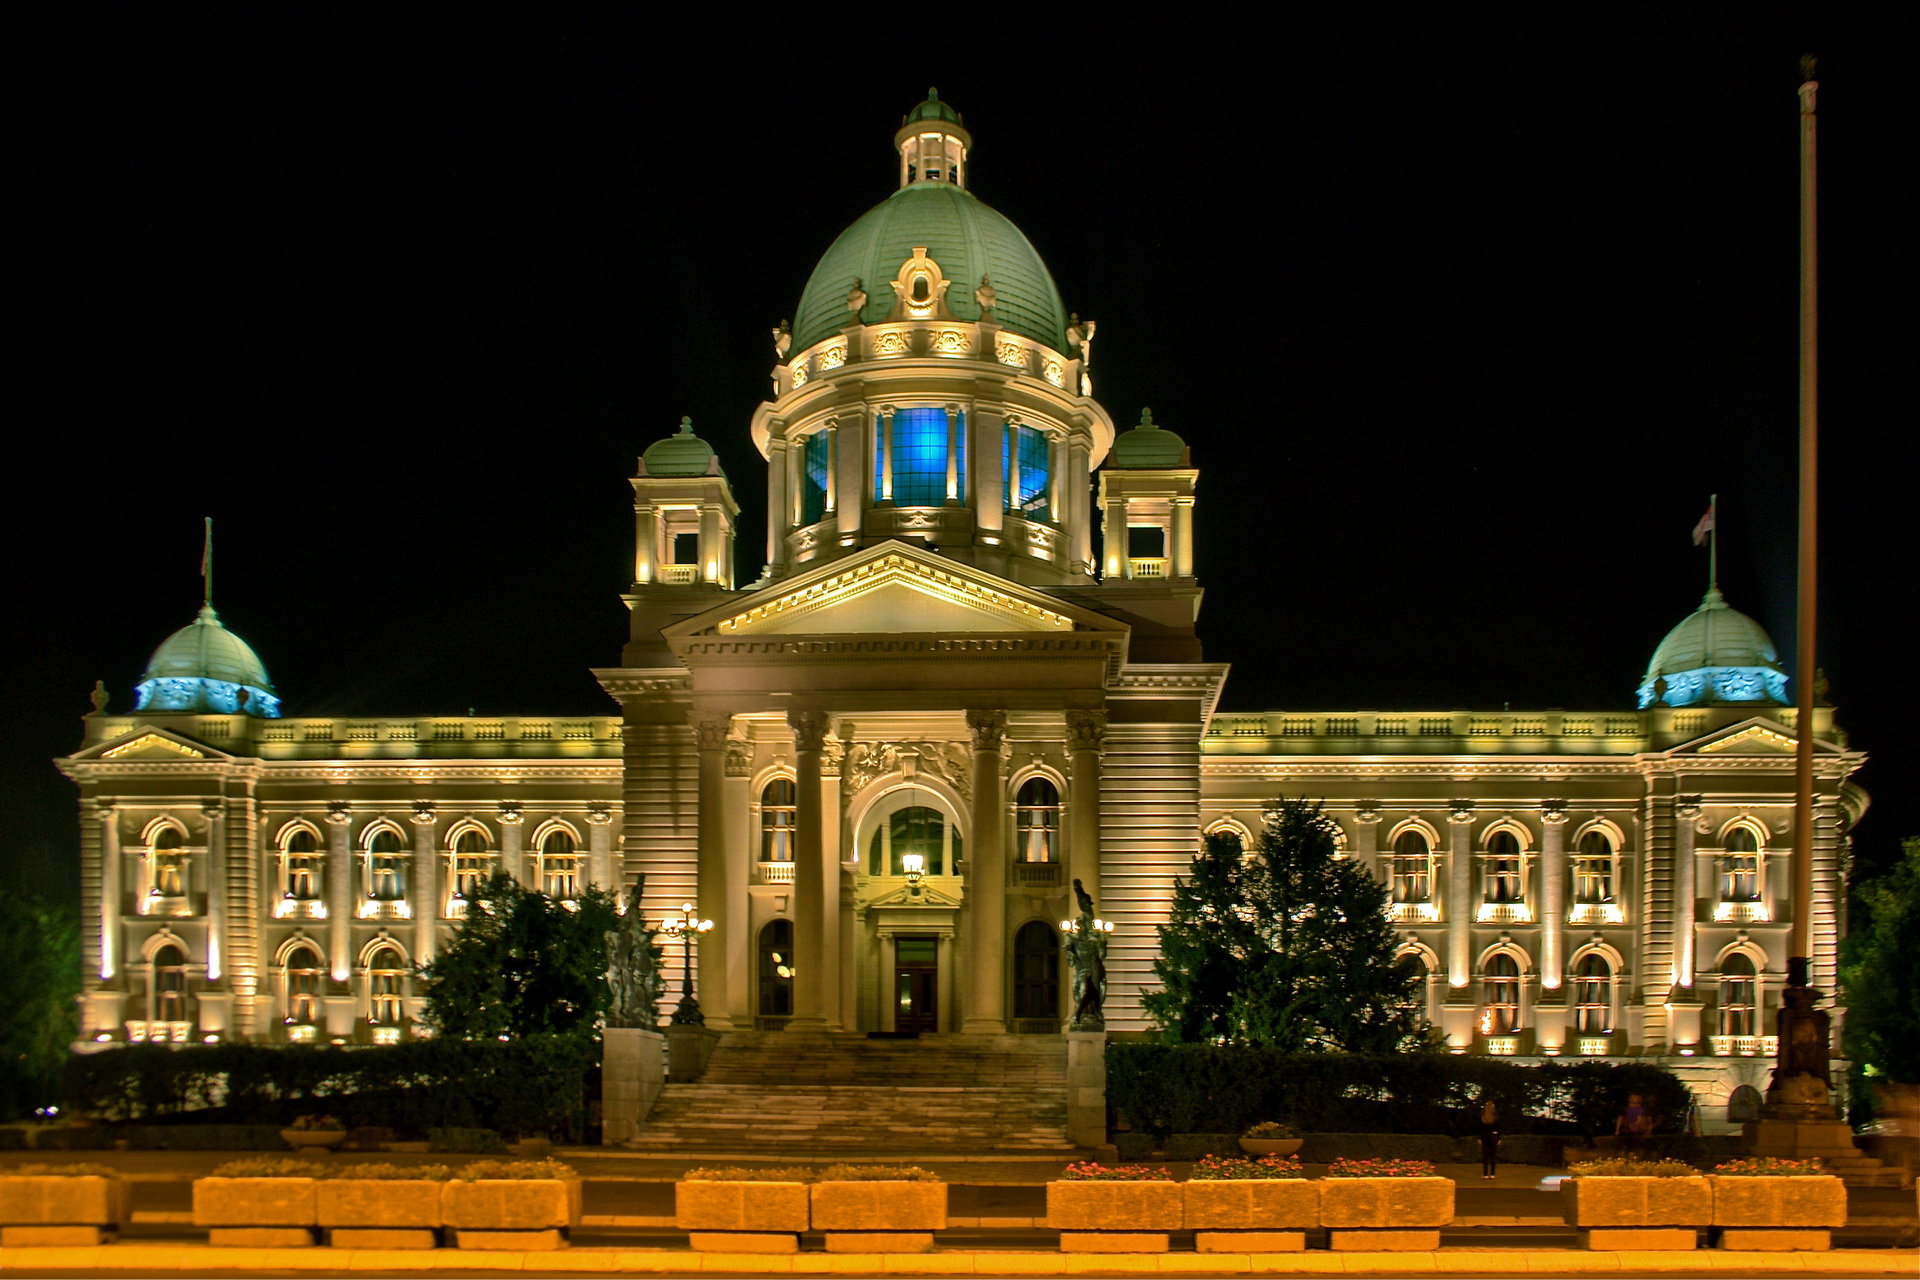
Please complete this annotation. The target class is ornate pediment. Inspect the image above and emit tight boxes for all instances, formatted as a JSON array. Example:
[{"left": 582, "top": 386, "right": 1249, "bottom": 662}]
[
  {"left": 70, "top": 725, "right": 231, "bottom": 764},
  {"left": 861, "top": 880, "right": 964, "bottom": 910},
  {"left": 1672, "top": 716, "right": 1839, "bottom": 757}
]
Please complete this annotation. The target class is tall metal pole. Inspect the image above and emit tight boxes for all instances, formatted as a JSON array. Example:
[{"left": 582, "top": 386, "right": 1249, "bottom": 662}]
[{"left": 1788, "top": 60, "right": 1818, "bottom": 992}]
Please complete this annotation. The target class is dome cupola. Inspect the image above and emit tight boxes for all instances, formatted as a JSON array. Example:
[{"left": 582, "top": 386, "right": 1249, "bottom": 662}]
[
  {"left": 640, "top": 416, "right": 723, "bottom": 477},
  {"left": 1109, "top": 408, "right": 1190, "bottom": 469},
  {"left": 1638, "top": 586, "right": 1788, "bottom": 709},
  {"left": 134, "top": 603, "right": 282, "bottom": 718}
]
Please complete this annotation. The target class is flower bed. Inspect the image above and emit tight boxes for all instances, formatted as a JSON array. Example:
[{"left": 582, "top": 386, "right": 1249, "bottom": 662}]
[
  {"left": 0, "top": 1163, "right": 130, "bottom": 1247},
  {"left": 317, "top": 1162, "right": 451, "bottom": 1249},
  {"left": 810, "top": 1165, "right": 946, "bottom": 1253},
  {"left": 194, "top": 1159, "right": 326, "bottom": 1247},
  {"left": 441, "top": 1159, "right": 580, "bottom": 1252},
  {"left": 1319, "top": 1160, "right": 1453, "bottom": 1252},
  {"left": 1707, "top": 1160, "right": 1845, "bottom": 1252},
  {"left": 1047, "top": 1164, "right": 1181, "bottom": 1253},
  {"left": 677, "top": 1166, "right": 812, "bottom": 1254},
  {"left": 1561, "top": 1160, "right": 1709, "bottom": 1251},
  {"left": 1183, "top": 1154, "right": 1317, "bottom": 1253}
]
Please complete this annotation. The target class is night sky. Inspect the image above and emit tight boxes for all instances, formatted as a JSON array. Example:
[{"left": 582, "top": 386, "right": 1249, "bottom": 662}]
[{"left": 7, "top": 11, "right": 1910, "bottom": 904}]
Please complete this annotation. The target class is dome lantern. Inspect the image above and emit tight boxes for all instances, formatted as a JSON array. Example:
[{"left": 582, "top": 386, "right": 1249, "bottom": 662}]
[
  {"left": 894, "top": 89, "right": 972, "bottom": 190},
  {"left": 1637, "top": 586, "right": 1789, "bottom": 709}
]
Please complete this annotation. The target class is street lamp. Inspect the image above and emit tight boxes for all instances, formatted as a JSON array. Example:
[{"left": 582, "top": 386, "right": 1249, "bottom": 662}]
[
  {"left": 902, "top": 852, "right": 925, "bottom": 895},
  {"left": 662, "top": 900, "right": 714, "bottom": 1025}
]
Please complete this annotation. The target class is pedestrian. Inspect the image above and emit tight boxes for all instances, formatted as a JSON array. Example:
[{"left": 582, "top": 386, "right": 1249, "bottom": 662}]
[
  {"left": 1615, "top": 1092, "right": 1651, "bottom": 1155},
  {"left": 1478, "top": 1097, "right": 1500, "bottom": 1179}
]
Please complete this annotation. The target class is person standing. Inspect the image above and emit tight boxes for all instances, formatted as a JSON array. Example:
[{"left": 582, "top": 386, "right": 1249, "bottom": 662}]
[
  {"left": 1478, "top": 1098, "right": 1500, "bottom": 1179},
  {"left": 1616, "top": 1093, "right": 1651, "bottom": 1155}
]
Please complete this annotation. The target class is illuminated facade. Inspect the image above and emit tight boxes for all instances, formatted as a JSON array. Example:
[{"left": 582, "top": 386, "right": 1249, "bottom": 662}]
[{"left": 62, "top": 95, "right": 1863, "bottom": 1119}]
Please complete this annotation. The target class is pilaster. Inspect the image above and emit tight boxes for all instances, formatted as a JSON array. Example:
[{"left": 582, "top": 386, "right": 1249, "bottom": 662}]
[
  {"left": 963, "top": 708, "right": 1009, "bottom": 1033},
  {"left": 1447, "top": 803, "right": 1474, "bottom": 987},
  {"left": 692, "top": 713, "right": 731, "bottom": 1030},
  {"left": 409, "top": 804, "right": 438, "bottom": 964},
  {"left": 325, "top": 805, "right": 351, "bottom": 981},
  {"left": 1540, "top": 803, "right": 1569, "bottom": 988},
  {"left": 788, "top": 710, "right": 831, "bottom": 1031}
]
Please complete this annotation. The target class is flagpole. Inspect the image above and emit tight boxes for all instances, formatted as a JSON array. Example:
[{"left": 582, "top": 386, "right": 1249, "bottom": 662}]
[
  {"left": 1708, "top": 494, "right": 1719, "bottom": 589},
  {"left": 1788, "top": 60, "right": 1818, "bottom": 994},
  {"left": 202, "top": 517, "right": 214, "bottom": 609}
]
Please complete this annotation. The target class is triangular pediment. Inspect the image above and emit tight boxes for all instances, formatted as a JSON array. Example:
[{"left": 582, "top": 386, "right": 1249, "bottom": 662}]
[
  {"left": 1669, "top": 716, "right": 1841, "bottom": 756},
  {"left": 69, "top": 725, "right": 231, "bottom": 763},
  {"left": 666, "top": 542, "right": 1127, "bottom": 640}
]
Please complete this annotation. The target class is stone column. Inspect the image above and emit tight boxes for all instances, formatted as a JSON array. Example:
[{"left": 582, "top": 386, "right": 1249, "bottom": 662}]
[
  {"left": 692, "top": 713, "right": 730, "bottom": 1030},
  {"left": 1539, "top": 803, "right": 1569, "bottom": 992},
  {"left": 325, "top": 805, "right": 352, "bottom": 981},
  {"left": 634, "top": 502, "right": 657, "bottom": 585},
  {"left": 765, "top": 442, "right": 788, "bottom": 571},
  {"left": 203, "top": 801, "right": 226, "bottom": 985},
  {"left": 964, "top": 709, "right": 1009, "bottom": 1033},
  {"left": 1447, "top": 804, "right": 1474, "bottom": 987},
  {"left": 1674, "top": 797, "right": 1702, "bottom": 991},
  {"left": 1353, "top": 804, "right": 1381, "bottom": 883},
  {"left": 1103, "top": 497, "right": 1127, "bottom": 579},
  {"left": 973, "top": 406, "right": 1005, "bottom": 536},
  {"left": 1068, "top": 441, "right": 1093, "bottom": 575},
  {"left": 945, "top": 404, "right": 960, "bottom": 501},
  {"left": 498, "top": 803, "right": 525, "bottom": 883},
  {"left": 587, "top": 807, "right": 615, "bottom": 893},
  {"left": 787, "top": 711, "right": 831, "bottom": 1031},
  {"left": 879, "top": 932, "right": 898, "bottom": 1032},
  {"left": 878, "top": 408, "right": 894, "bottom": 502},
  {"left": 98, "top": 803, "right": 120, "bottom": 981},
  {"left": 698, "top": 506, "right": 722, "bottom": 583},
  {"left": 1171, "top": 497, "right": 1195, "bottom": 578},
  {"left": 1065, "top": 710, "right": 1105, "bottom": 902},
  {"left": 410, "top": 805, "right": 438, "bottom": 963}
]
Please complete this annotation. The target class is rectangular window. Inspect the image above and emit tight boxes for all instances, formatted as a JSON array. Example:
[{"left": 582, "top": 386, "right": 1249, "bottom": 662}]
[
  {"left": 1486, "top": 858, "right": 1523, "bottom": 904},
  {"left": 800, "top": 431, "right": 830, "bottom": 525},
  {"left": 1574, "top": 856, "right": 1613, "bottom": 903},
  {"left": 1003, "top": 424, "right": 1051, "bottom": 520},
  {"left": 1722, "top": 854, "right": 1760, "bottom": 902},
  {"left": 876, "top": 408, "right": 960, "bottom": 506},
  {"left": 1391, "top": 856, "right": 1430, "bottom": 903}
]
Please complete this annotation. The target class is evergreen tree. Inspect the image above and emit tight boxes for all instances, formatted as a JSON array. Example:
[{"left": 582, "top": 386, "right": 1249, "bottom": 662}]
[
  {"left": 1840, "top": 836, "right": 1920, "bottom": 1084},
  {"left": 420, "top": 873, "right": 618, "bottom": 1040},
  {"left": 0, "top": 889, "right": 80, "bottom": 1119},
  {"left": 1145, "top": 799, "right": 1431, "bottom": 1051}
]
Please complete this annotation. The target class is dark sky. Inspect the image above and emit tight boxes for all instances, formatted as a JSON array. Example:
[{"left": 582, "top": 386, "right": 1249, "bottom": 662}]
[{"left": 7, "top": 10, "right": 1910, "bottom": 902}]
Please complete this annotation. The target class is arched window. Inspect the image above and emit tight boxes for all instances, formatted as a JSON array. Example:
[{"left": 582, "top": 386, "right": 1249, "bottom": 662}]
[
  {"left": 1013, "top": 920, "right": 1060, "bottom": 1020},
  {"left": 1574, "top": 832, "right": 1615, "bottom": 904},
  {"left": 1721, "top": 828, "right": 1761, "bottom": 902},
  {"left": 1483, "top": 954, "right": 1521, "bottom": 1034},
  {"left": 1003, "top": 423, "right": 1051, "bottom": 521},
  {"left": 151, "top": 825, "right": 186, "bottom": 898},
  {"left": 868, "top": 805, "right": 958, "bottom": 875},
  {"left": 152, "top": 943, "right": 189, "bottom": 1023},
  {"left": 1015, "top": 778, "right": 1060, "bottom": 864},
  {"left": 1485, "top": 831, "right": 1523, "bottom": 904},
  {"left": 758, "top": 919, "right": 794, "bottom": 1017},
  {"left": 448, "top": 828, "right": 492, "bottom": 905},
  {"left": 539, "top": 830, "right": 581, "bottom": 901},
  {"left": 368, "top": 945, "right": 407, "bottom": 1025},
  {"left": 1573, "top": 953, "right": 1611, "bottom": 1033},
  {"left": 367, "top": 829, "right": 406, "bottom": 901},
  {"left": 760, "top": 779, "right": 797, "bottom": 863},
  {"left": 284, "top": 944, "right": 324, "bottom": 1025},
  {"left": 1720, "top": 954, "right": 1758, "bottom": 1037},
  {"left": 283, "top": 828, "right": 321, "bottom": 902},
  {"left": 1391, "top": 831, "right": 1431, "bottom": 903},
  {"left": 876, "top": 408, "right": 964, "bottom": 506}
]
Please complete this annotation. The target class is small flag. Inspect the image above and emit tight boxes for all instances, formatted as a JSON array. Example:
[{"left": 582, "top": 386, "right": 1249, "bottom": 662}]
[{"left": 1691, "top": 503, "right": 1715, "bottom": 546}]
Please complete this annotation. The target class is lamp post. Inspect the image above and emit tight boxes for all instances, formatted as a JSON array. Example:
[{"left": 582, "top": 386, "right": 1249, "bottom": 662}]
[
  {"left": 662, "top": 900, "right": 713, "bottom": 1025},
  {"left": 902, "top": 851, "right": 925, "bottom": 896}
]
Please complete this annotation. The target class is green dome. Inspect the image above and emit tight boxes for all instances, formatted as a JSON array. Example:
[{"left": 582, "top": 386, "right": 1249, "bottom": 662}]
[
  {"left": 903, "top": 88, "right": 961, "bottom": 126},
  {"left": 791, "top": 183, "right": 1068, "bottom": 355},
  {"left": 1637, "top": 587, "right": 1788, "bottom": 709},
  {"left": 641, "top": 416, "right": 722, "bottom": 477},
  {"left": 1109, "top": 409, "right": 1190, "bottom": 469},
  {"left": 134, "top": 604, "right": 282, "bottom": 717}
]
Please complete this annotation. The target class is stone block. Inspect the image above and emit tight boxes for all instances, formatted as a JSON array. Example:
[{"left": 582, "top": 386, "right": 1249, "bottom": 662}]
[
  {"left": 207, "top": 1226, "right": 316, "bottom": 1247},
  {"left": 0, "top": 1175, "right": 128, "bottom": 1229},
  {"left": 1560, "top": 1176, "right": 1710, "bottom": 1228},
  {"left": 1183, "top": 1179, "right": 1319, "bottom": 1231},
  {"left": 456, "top": 1227, "right": 566, "bottom": 1250},
  {"left": 1, "top": 1225, "right": 105, "bottom": 1246},
  {"left": 1707, "top": 1175, "right": 1847, "bottom": 1228},
  {"left": 193, "top": 1177, "right": 318, "bottom": 1227},
  {"left": 824, "top": 1231, "right": 935, "bottom": 1252},
  {"left": 1578, "top": 1227, "right": 1697, "bottom": 1250},
  {"left": 1718, "top": 1228, "right": 1831, "bottom": 1251},
  {"left": 1327, "top": 1228, "right": 1440, "bottom": 1251},
  {"left": 687, "top": 1231, "right": 799, "bottom": 1253},
  {"left": 328, "top": 1227, "right": 438, "bottom": 1249},
  {"left": 677, "top": 1180, "right": 811, "bottom": 1232},
  {"left": 442, "top": 1179, "right": 580, "bottom": 1230},
  {"left": 1058, "top": 1231, "right": 1169, "bottom": 1252},
  {"left": 1317, "top": 1177, "right": 1454, "bottom": 1229},
  {"left": 1195, "top": 1230, "right": 1305, "bottom": 1252},
  {"left": 317, "top": 1179, "right": 444, "bottom": 1229},
  {"left": 1045, "top": 1180, "right": 1182, "bottom": 1231},
  {"left": 812, "top": 1181, "right": 947, "bottom": 1231}
]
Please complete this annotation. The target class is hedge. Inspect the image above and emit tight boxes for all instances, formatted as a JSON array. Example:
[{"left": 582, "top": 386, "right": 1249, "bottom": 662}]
[
  {"left": 1107, "top": 1045, "right": 1693, "bottom": 1140},
  {"left": 61, "top": 1034, "right": 594, "bottom": 1139}
]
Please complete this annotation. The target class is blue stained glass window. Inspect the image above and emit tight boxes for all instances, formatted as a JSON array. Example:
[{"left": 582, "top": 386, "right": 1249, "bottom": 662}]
[
  {"left": 800, "top": 431, "right": 830, "bottom": 525},
  {"left": 1003, "top": 424, "right": 1051, "bottom": 521},
  {"left": 876, "top": 408, "right": 962, "bottom": 506}
]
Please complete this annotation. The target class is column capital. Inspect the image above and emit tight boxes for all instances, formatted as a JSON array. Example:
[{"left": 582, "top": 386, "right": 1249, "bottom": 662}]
[
  {"left": 967, "top": 708, "right": 1008, "bottom": 752},
  {"left": 1448, "top": 803, "right": 1475, "bottom": 825},
  {"left": 409, "top": 802, "right": 437, "bottom": 826},
  {"left": 690, "top": 713, "right": 731, "bottom": 753},
  {"left": 324, "top": 804, "right": 352, "bottom": 826},
  {"left": 496, "top": 801, "right": 524, "bottom": 825},
  {"left": 1675, "top": 794, "right": 1704, "bottom": 820},
  {"left": 585, "top": 806, "right": 614, "bottom": 827},
  {"left": 1355, "top": 802, "right": 1382, "bottom": 825},
  {"left": 788, "top": 710, "right": 831, "bottom": 753},
  {"left": 1541, "top": 803, "right": 1570, "bottom": 826},
  {"left": 1065, "top": 709, "right": 1107, "bottom": 754},
  {"left": 200, "top": 800, "right": 223, "bottom": 818},
  {"left": 94, "top": 799, "right": 117, "bottom": 818}
]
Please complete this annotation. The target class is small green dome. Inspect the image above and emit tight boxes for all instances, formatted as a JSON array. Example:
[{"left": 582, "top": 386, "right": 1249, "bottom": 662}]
[
  {"left": 791, "top": 183, "right": 1068, "bottom": 355},
  {"left": 1109, "top": 409, "right": 1190, "bottom": 469},
  {"left": 641, "top": 417, "right": 722, "bottom": 477},
  {"left": 135, "top": 604, "right": 281, "bottom": 717},
  {"left": 1637, "top": 587, "right": 1788, "bottom": 708},
  {"left": 903, "top": 88, "right": 962, "bottom": 126}
]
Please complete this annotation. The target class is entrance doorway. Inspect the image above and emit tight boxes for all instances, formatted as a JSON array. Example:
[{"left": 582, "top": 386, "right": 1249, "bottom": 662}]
[{"left": 893, "top": 936, "right": 938, "bottom": 1033}]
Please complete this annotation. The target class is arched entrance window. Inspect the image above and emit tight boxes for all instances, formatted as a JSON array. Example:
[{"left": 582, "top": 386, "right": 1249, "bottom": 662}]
[
  {"left": 760, "top": 779, "right": 797, "bottom": 863},
  {"left": 366, "top": 829, "right": 406, "bottom": 901},
  {"left": 1482, "top": 953, "right": 1520, "bottom": 1034},
  {"left": 539, "top": 830, "right": 581, "bottom": 901},
  {"left": 1012, "top": 921, "right": 1060, "bottom": 1021},
  {"left": 758, "top": 919, "right": 794, "bottom": 1018},
  {"left": 152, "top": 943, "right": 189, "bottom": 1024},
  {"left": 1574, "top": 832, "right": 1615, "bottom": 904},
  {"left": 282, "top": 828, "right": 321, "bottom": 901},
  {"left": 1720, "top": 954, "right": 1757, "bottom": 1036},
  {"left": 1391, "top": 831, "right": 1431, "bottom": 903},
  {"left": 151, "top": 825, "right": 186, "bottom": 898},
  {"left": 449, "top": 828, "right": 492, "bottom": 906},
  {"left": 284, "top": 944, "right": 324, "bottom": 1026},
  {"left": 1573, "top": 953, "right": 1611, "bottom": 1033},
  {"left": 1015, "top": 778, "right": 1060, "bottom": 863},
  {"left": 1721, "top": 829, "right": 1761, "bottom": 902},
  {"left": 868, "top": 805, "right": 957, "bottom": 875},
  {"left": 368, "top": 945, "right": 407, "bottom": 1026},
  {"left": 1485, "top": 831, "right": 1523, "bottom": 904}
]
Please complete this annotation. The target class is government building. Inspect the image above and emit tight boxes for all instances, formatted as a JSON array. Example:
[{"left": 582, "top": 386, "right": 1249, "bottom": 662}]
[{"left": 60, "top": 95, "right": 1865, "bottom": 1125}]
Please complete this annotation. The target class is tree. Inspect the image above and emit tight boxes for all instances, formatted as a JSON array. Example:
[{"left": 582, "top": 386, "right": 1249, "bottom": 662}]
[
  {"left": 419, "top": 874, "right": 618, "bottom": 1040},
  {"left": 1840, "top": 836, "right": 1920, "bottom": 1085},
  {"left": 1144, "top": 798, "right": 1431, "bottom": 1051},
  {"left": 0, "top": 889, "right": 80, "bottom": 1119}
]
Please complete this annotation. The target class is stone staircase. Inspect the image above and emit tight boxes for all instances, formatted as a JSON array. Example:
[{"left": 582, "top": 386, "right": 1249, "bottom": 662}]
[{"left": 625, "top": 1031, "right": 1075, "bottom": 1153}]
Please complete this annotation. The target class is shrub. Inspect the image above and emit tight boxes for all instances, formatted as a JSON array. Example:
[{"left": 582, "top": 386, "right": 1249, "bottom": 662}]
[
  {"left": 210, "top": 1158, "right": 327, "bottom": 1178},
  {"left": 10, "top": 1162, "right": 116, "bottom": 1177},
  {"left": 1058, "top": 1162, "right": 1173, "bottom": 1181},
  {"left": 816, "top": 1164, "right": 939, "bottom": 1182},
  {"left": 287, "top": 1114, "right": 343, "bottom": 1131},
  {"left": 1190, "top": 1153, "right": 1306, "bottom": 1180},
  {"left": 1244, "top": 1120, "right": 1297, "bottom": 1139},
  {"left": 1567, "top": 1158, "right": 1697, "bottom": 1177},
  {"left": 682, "top": 1166, "right": 813, "bottom": 1182},
  {"left": 1712, "top": 1157, "right": 1828, "bottom": 1177},
  {"left": 454, "top": 1159, "right": 578, "bottom": 1181},
  {"left": 332, "top": 1163, "right": 452, "bottom": 1181},
  {"left": 1326, "top": 1157, "right": 1436, "bottom": 1178},
  {"left": 429, "top": 1127, "right": 506, "bottom": 1154}
]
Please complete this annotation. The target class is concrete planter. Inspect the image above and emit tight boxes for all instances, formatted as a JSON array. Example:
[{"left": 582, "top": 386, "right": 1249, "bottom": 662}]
[
  {"left": 280, "top": 1129, "right": 346, "bottom": 1151},
  {"left": 1184, "top": 1178, "right": 1318, "bottom": 1252},
  {"left": 1318, "top": 1176, "right": 1454, "bottom": 1251},
  {"left": 317, "top": 1178, "right": 445, "bottom": 1250},
  {"left": 1561, "top": 1175, "right": 1710, "bottom": 1250},
  {"left": 192, "top": 1176, "right": 319, "bottom": 1247},
  {"left": 1046, "top": 1179, "right": 1182, "bottom": 1252},
  {"left": 676, "top": 1179, "right": 810, "bottom": 1254},
  {"left": 811, "top": 1181, "right": 947, "bottom": 1252},
  {"left": 1707, "top": 1174, "right": 1847, "bottom": 1251},
  {"left": 442, "top": 1178, "right": 580, "bottom": 1251},
  {"left": 1238, "top": 1138, "right": 1304, "bottom": 1157},
  {"left": 0, "top": 1175, "right": 129, "bottom": 1246}
]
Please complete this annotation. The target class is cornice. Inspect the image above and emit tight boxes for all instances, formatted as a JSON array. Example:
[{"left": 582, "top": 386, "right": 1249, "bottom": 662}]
[
  {"left": 62, "top": 759, "right": 264, "bottom": 780},
  {"left": 254, "top": 763, "right": 624, "bottom": 784}
]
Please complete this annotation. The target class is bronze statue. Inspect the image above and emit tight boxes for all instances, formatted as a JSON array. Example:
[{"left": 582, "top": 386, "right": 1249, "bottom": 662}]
[
  {"left": 605, "top": 877, "right": 665, "bottom": 1029},
  {"left": 1065, "top": 877, "right": 1108, "bottom": 1032}
]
